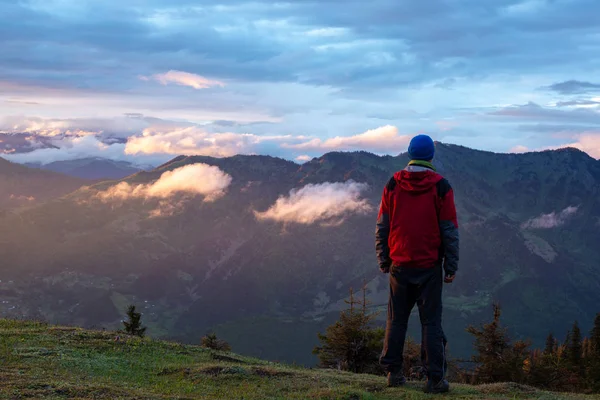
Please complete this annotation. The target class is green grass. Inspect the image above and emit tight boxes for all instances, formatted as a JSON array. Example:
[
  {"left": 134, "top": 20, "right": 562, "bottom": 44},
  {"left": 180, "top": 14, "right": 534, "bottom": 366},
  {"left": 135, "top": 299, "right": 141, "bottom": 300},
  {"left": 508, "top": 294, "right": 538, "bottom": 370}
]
[{"left": 0, "top": 319, "right": 598, "bottom": 399}]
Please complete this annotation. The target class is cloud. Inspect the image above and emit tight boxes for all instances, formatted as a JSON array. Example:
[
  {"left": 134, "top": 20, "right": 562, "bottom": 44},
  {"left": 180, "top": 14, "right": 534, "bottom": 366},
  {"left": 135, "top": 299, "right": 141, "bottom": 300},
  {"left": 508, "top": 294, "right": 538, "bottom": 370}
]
[
  {"left": 522, "top": 206, "right": 579, "bottom": 229},
  {"left": 255, "top": 181, "right": 372, "bottom": 225},
  {"left": 510, "top": 145, "right": 529, "bottom": 153},
  {"left": 555, "top": 133, "right": 600, "bottom": 158},
  {"left": 544, "top": 80, "right": 600, "bottom": 95},
  {"left": 2, "top": 135, "right": 126, "bottom": 165},
  {"left": 489, "top": 102, "right": 600, "bottom": 123},
  {"left": 125, "top": 127, "right": 298, "bottom": 157},
  {"left": 295, "top": 155, "right": 311, "bottom": 162},
  {"left": 1, "top": 113, "right": 425, "bottom": 163},
  {"left": 3, "top": 0, "right": 600, "bottom": 160},
  {"left": 555, "top": 100, "right": 600, "bottom": 107},
  {"left": 0, "top": 115, "right": 176, "bottom": 139},
  {"left": 97, "top": 163, "right": 232, "bottom": 203},
  {"left": 125, "top": 125, "right": 411, "bottom": 158},
  {"left": 517, "top": 124, "right": 600, "bottom": 135},
  {"left": 142, "top": 70, "right": 225, "bottom": 90},
  {"left": 283, "top": 125, "right": 411, "bottom": 153},
  {"left": 507, "top": 132, "right": 600, "bottom": 159}
]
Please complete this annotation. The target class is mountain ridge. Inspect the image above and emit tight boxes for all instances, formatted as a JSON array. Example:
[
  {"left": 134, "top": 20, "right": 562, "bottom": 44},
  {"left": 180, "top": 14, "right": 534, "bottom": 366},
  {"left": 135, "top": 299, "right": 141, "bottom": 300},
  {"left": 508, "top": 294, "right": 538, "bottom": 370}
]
[
  {"left": 0, "top": 144, "right": 599, "bottom": 365},
  {"left": 0, "top": 157, "right": 89, "bottom": 210},
  {"left": 25, "top": 157, "right": 143, "bottom": 180}
]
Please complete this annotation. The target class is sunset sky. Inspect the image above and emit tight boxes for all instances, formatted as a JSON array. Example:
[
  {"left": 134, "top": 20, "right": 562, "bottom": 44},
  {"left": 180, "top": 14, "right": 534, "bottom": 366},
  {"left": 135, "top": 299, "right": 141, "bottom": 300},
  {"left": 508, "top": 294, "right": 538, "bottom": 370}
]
[{"left": 1, "top": 0, "right": 599, "bottom": 165}]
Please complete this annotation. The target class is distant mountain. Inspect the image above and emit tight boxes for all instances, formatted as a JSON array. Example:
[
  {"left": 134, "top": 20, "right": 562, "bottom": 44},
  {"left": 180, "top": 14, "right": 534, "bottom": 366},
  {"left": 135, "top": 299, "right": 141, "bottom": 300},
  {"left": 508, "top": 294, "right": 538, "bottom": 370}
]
[
  {"left": 0, "top": 157, "right": 88, "bottom": 211},
  {"left": 0, "top": 144, "right": 599, "bottom": 366},
  {"left": 26, "top": 158, "right": 143, "bottom": 180}
]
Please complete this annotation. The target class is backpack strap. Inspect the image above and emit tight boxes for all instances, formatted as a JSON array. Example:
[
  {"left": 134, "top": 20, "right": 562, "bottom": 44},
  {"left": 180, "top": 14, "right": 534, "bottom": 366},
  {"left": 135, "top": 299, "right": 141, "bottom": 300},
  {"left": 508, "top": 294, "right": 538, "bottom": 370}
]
[
  {"left": 385, "top": 176, "right": 396, "bottom": 192},
  {"left": 436, "top": 178, "right": 451, "bottom": 199}
]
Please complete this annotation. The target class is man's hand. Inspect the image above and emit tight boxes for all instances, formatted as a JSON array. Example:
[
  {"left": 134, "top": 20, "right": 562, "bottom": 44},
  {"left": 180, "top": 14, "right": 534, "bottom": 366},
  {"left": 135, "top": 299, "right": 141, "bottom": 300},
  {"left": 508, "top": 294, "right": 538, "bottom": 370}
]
[
  {"left": 444, "top": 274, "right": 456, "bottom": 283},
  {"left": 380, "top": 264, "right": 391, "bottom": 274}
]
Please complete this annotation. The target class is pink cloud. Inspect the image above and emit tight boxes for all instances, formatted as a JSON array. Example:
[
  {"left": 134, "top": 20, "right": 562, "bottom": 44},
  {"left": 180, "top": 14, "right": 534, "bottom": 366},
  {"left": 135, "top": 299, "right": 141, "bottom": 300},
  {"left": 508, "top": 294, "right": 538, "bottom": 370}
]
[
  {"left": 125, "top": 127, "right": 295, "bottom": 157},
  {"left": 510, "top": 145, "right": 529, "bottom": 153},
  {"left": 283, "top": 125, "right": 411, "bottom": 153},
  {"left": 558, "top": 133, "right": 600, "bottom": 159},
  {"left": 142, "top": 70, "right": 225, "bottom": 90},
  {"left": 295, "top": 155, "right": 311, "bottom": 162}
]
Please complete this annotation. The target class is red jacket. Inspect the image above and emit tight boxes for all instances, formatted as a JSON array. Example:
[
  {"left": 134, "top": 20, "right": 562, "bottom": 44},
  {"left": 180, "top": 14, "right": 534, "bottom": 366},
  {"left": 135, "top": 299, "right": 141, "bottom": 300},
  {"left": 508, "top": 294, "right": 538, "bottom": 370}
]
[{"left": 375, "top": 164, "right": 459, "bottom": 274}]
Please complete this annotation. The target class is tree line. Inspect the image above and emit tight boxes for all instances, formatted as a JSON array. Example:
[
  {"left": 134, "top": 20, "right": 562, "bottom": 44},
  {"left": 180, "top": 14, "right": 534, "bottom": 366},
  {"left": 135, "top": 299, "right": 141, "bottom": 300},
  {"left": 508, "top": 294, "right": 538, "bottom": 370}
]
[{"left": 312, "top": 286, "right": 600, "bottom": 393}]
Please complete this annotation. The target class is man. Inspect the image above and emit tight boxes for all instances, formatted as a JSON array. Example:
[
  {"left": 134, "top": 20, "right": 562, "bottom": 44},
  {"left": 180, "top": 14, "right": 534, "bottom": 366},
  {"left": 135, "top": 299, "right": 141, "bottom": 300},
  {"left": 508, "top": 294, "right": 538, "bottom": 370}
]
[{"left": 375, "top": 134, "right": 459, "bottom": 394}]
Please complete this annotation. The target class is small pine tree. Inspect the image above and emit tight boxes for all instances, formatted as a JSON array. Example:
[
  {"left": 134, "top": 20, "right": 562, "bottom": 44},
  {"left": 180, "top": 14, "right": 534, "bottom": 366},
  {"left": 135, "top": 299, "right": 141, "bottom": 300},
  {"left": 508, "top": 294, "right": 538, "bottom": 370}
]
[
  {"left": 582, "top": 337, "right": 591, "bottom": 360},
  {"left": 568, "top": 321, "right": 584, "bottom": 374},
  {"left": 201, "top": 333, "right": 232, "bottom": 352},
  {"left": 403, "top": 337, "right": 425, "bottom": 380},
  {"left": 544, "top": 333, "right": 556, "bottom": 356},
  {"left": 313, "top": 285, "right": 383, "bottom": 374},
  {"left": 122, "top": 305, "right": 147, "bottom": 337},
  {"left": 591, "top": 313, "right": 600, "bottom": 356},
  {"left": 528, "top": 338, "right": 575, "bottom": 391},
  {"left": 589, "top": 313, "right": 600, "bottom": 392},
  {"left": 466, "top": 303, "right": 530, "bottom": 384}
]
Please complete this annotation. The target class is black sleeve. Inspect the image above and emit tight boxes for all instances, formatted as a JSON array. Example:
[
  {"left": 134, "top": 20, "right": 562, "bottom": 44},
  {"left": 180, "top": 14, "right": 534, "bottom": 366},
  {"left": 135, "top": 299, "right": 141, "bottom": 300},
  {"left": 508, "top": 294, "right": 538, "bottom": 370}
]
[
  {"left": 375, "top": 178, "right": 395, "bottom": 270},
  {"left": 439, "top": 220, "right": 459, "bottom": 275},
  {"left": 376, "top": 212, "right": 391, "bottom": 269},
  {"left": 436, "top": 179, "right": 459, "bottom": 276}
]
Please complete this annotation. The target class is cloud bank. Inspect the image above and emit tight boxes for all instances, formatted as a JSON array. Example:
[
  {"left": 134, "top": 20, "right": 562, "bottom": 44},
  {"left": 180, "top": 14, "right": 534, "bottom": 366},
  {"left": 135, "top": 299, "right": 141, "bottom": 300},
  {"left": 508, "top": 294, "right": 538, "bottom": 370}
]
[
  {"left": 97, "top": 164, "right": 232, "bottom": 203},
  {"left": 558, "top": 134, "right": 600, "bottom": 159},
  {"left": 284, "top": 125, "right": 410, "bottom": 153},
  {"left": 124, "top": 127, "right": 299, "bottom": 158},
  {"left": 521, "top": 206, "right": 579, "bottom": 229},
  {"left": 255, "top": 181, "right": 372, "bottom": 225},
  {"left": 2, "top": 0, "right": 600, "bottom": 161}
]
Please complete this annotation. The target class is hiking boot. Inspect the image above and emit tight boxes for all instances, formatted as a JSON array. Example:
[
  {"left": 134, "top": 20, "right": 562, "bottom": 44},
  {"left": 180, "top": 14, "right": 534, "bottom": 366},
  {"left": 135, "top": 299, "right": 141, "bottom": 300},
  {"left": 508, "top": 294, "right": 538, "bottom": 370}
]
[
  {"left": 424, "top": 379, "right": 450, "bottom": 394},
  {"left": 387, "top": 371, "right": 406, "bottom": 387}
]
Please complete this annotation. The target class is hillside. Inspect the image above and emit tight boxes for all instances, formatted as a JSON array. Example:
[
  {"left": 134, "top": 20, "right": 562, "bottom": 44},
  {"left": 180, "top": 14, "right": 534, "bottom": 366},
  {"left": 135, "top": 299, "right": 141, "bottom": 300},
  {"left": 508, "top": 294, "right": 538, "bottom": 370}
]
[
  {"left": 0, "top": 157, "right": 88, "bottom": 210},
  {"left": 0, "top": 319, "right": 596, "bottom": 400},
  {"left": 25, "top": 157, "right": 143, "bottom": 180},
  {"left": 0, "top": 144, "right": 599, "bottom": 365}
]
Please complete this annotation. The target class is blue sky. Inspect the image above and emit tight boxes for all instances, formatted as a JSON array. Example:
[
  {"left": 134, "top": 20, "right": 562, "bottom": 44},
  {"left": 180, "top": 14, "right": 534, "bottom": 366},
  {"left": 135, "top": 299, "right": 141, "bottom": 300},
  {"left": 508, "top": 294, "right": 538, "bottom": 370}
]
[{"left": 1, "top": 0, "right": 599, "bottom": 165}]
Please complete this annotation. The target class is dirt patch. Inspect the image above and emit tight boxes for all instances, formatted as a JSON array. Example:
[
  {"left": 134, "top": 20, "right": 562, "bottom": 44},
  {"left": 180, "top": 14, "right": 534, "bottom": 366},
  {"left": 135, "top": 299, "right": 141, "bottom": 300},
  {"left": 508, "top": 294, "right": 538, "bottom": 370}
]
[
  {"left": 200, "top": 366, "right": 248, "bottom": 376},
  {"left": 251, "top": 367, "right": 294, "bottom": 378},
  {"left": 210, "top": 353, "right": 247, "bottom": 364},
  {"left": 7, "top": 383, "right": 144, "bottom": 399},
  {"left": 14, "top": 347, "right": 56, "bottom": 358},
  {"left": 157, "top": 367, "right": 191, "bottom": 377},
  {"left": 363, "top": 385, "right": 384, "bottom": 393},
  {"left": 478, "top": 382, "right": 538, "bottom": 394}
]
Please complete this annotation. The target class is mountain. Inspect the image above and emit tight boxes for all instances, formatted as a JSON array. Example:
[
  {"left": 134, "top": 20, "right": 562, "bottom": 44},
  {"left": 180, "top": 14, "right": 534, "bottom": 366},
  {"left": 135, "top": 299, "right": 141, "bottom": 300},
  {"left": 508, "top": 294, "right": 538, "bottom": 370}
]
[
  {"left": 26, "top": 157, "right": 143, "bottom": 180},
  {"left": 2, "top": 319, "right": 587, "bottom": 400},
  {"left": 0, "top": 144, "right": 599, "bottom": 366},
  {"left": 0, "top": 157, "right": 88, "bottom": 211}
]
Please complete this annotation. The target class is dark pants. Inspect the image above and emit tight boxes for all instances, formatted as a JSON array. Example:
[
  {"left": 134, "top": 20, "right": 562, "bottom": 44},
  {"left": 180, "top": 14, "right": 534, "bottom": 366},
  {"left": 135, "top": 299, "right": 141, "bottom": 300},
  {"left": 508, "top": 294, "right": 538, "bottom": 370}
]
[{"left": 379, "top": 263, "right": 447, "bottom": 381}]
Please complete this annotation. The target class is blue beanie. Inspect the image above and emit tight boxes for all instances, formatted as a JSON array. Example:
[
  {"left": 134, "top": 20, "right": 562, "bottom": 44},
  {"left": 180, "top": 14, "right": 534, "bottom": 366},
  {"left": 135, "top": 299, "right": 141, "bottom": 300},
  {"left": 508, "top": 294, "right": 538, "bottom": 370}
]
[{"left": 408, "top": 134, "right": 435, "bottom": 161}]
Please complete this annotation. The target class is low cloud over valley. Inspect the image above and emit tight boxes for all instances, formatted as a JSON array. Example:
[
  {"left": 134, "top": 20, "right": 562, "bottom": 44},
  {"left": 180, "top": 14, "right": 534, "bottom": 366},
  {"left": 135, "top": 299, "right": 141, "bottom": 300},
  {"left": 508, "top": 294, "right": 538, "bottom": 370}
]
[
  {"left": 521, "top": 206, "right": 579, "bottom": 229},
  {"left": 97, "top": 163, "right": 232, "bottom": 204},
  {"left": 255, "top": 181, "right": 372, "bottom": 226}
]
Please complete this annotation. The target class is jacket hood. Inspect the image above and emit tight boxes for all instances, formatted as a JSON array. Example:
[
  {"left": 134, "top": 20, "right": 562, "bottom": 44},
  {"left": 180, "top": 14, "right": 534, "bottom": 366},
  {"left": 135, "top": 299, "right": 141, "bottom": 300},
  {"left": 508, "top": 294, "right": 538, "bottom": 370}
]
[{"left": 394, "top": 169, "right": 443, "bottom": 193}]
